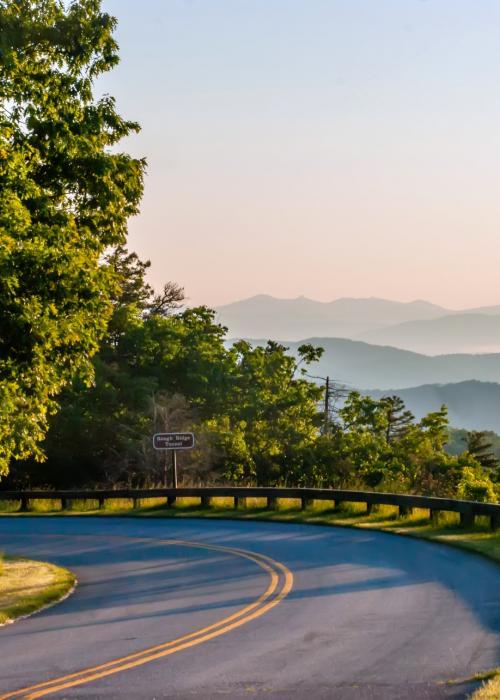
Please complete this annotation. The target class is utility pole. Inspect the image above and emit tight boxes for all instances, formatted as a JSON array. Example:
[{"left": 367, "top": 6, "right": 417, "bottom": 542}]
[{"left": 324, "top": 375, "right": 330, "bottom": 434}]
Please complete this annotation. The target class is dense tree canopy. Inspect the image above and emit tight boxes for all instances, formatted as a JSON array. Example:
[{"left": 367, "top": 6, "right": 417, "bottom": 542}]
[{"left": 0, "top": 1, "right": 144, "bottom": 474}]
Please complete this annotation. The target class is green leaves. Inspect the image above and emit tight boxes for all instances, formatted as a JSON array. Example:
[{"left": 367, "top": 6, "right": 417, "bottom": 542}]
[{"left": 0, "top": 1, "right": 144, "bottom": 475}]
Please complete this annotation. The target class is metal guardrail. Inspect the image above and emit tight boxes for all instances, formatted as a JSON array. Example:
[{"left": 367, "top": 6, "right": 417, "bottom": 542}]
[{"left": 0, "top": 486, "right": 499, "bottom": 529}]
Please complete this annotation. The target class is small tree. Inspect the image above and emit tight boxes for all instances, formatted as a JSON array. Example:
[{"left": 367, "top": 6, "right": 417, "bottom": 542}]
[
  {"left": 464, "top": 431, "right": 499, "bottom": 471},
  {"left": 380, "top": 396, "right": 414, "bottom": 444}
]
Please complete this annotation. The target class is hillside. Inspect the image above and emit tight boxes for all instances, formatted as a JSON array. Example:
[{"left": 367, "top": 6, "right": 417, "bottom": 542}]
[
  {"left": 366, "top": 381, "right": 500, "bottom": 433},
  {"left": 360, "top": 313, "right": 500, "bottom": 354},
  {"left": 216, "top": 295, "right": 448, "bottom": 341},
  {"left": 216, "top": 295, "right": 500, "bottom": 352},
  {"left": 240, "top": 337, "right": 500, "bottom": 390}
]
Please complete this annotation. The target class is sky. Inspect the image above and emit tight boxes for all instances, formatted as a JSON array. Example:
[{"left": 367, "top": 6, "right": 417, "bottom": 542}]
[{"left": 99, "top": 0, "right": 500, "bottom": 309}]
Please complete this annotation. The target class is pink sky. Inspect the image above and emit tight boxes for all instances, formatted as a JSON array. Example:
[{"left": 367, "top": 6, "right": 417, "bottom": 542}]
[{"left": 101, "top": 0, "right": 500, "bottom": 309}]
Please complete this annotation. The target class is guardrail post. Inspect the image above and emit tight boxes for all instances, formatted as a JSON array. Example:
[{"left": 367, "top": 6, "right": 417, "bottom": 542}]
[
  {"left": 429, "top": 509, "right": 440, "bottom": 522},
  {"left": 460, "top": 512, "right": 475, "bottom": 528},
  {"left": 4, "top": 489, "right": 497, "bottom": 533}
]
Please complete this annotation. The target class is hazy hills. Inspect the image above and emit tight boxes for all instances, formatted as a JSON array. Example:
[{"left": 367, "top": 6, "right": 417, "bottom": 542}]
[
  {"left": 367, "top": 381, "right": 500, "bottom": 433},
  {"left": 240, "top": 337, "right": 500, "bottom": 390},
  {"left": 219, "top": 295, "right": 500, "bottom": 431},
  {"left": 233, "top": 337, "right": 500, "bottom": 432},
  {"left": 217, "top": 295, "right": 448, "bottom": 341},
  {"left": 360, "top": 314, "right": 500, "bottom": 354},
  {"left": 217, "top": 295, "right": 500, "bottom": 354}
]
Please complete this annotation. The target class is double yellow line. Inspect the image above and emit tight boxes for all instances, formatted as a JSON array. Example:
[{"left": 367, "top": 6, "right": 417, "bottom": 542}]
[{"left": 1, "top": 539, "right": 293, "bottom": 699}]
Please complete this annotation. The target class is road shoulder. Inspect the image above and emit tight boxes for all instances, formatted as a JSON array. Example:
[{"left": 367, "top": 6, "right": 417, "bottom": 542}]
[{"left": 0, "top": 555, "right": 75, "bottom": 625}]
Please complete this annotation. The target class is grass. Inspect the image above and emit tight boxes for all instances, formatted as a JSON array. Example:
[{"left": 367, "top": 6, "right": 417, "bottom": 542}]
[
  {"left": 0, "top": 555, "right": 75, "bottom": 624},
  {"left": 1, "top": 495, "right": 499, "bottom": 696},
  {"left": 462, "top": 669, "right": 500, "bottom": 699}
]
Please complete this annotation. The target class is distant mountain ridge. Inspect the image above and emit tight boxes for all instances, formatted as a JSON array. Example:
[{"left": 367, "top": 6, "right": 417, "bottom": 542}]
[
  {"left": 360, "top": 313, "right": 500, "bottom": 354},
  {"left": 235, "top": 337, "right": 500, "bottom": 390},
  {"left": 216, "top": 295, "right": 449, "bottom": 341},
  {"left": 230, "top": 337, "right": 500, "bottom": 430},
  {"left": 216, "top": 295, "right": 500, "bottom": 353},
  {"left": 366, "top": 381, "right": 500, "bottom": 433}
]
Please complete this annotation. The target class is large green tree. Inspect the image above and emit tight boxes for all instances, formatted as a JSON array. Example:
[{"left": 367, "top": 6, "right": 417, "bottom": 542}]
[{"left": 0, "top": 1, "right": 144, "bottom": 475}]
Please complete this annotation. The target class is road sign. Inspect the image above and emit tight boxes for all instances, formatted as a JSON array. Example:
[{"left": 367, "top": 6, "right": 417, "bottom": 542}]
[{"left": 153, "top": 432, "right": 195, "bottom": 450}]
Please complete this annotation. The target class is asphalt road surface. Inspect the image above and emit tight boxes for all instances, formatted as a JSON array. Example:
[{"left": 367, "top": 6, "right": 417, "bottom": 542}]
[{"left": 0, "top": 517, "right": 499, "bottom": 699}]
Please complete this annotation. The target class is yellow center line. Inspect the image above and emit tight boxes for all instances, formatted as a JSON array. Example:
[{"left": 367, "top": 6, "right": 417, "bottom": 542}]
[{"left": 1, "top": 539, "right": 293, "bottom": 700}]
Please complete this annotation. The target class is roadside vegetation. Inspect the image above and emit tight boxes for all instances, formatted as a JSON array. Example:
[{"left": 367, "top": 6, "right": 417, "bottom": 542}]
[
  {"left": 470, "top": 672, "right": 500, "bottom": 700},
  {"left": 0, "top": 555, "right": 75, "bottom": 624}
]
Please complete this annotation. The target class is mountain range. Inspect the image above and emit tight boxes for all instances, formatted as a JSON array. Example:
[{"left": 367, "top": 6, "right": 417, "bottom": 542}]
[
  {"left": 217, "top": 295, "right": 500, "bottom": 431},
  {"left": 216, "top": 295, "right": 500, "bottom": 354},
  {"left": 239, "top": 337, "right": 500, "bottom": 389},
  {"left": 366, "top": 381, "right": 500, "bottom": 433}
]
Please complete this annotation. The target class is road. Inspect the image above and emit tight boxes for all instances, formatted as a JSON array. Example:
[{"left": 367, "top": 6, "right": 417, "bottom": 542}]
[{"left": 0, "top": 517, "right": 499, "bottom": 699}]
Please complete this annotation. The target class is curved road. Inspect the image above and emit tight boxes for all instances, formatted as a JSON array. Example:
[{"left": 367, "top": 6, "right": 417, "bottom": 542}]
[{"left": 0, "top": 517, "right": 499, "bottom": 699}]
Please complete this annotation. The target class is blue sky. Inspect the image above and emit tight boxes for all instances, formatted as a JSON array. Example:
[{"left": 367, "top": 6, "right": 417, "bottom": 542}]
[{"left": 99, "top": 1, "right": 500, "bottom": 308}]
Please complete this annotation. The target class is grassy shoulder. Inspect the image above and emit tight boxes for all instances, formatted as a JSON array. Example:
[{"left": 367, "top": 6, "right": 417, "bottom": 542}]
[
  {"left": 465, "top": 669, "right": 500, "bottom": 700},
  {"left": 0, "top": 555, "right": 75, "bottom": 625},
  {"left": 1, "top": 495, "right": 499, "bottom": 696}
]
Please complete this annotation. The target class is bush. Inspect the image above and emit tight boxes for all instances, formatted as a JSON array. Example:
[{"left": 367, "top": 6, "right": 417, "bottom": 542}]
[{"left": 457, "top": 467, "right": 497, "bottom": 503}]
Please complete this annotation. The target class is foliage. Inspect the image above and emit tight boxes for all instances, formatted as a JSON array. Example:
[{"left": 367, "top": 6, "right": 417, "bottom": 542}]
[
  {"left": 456, "top": 467, "right": 497, "bottom": 503},
  {"left": 7, "top": 247, "right": 325, "bottom": 488},
  {"left": 464, "top": 431, "right": 499, "bottom": 471},
  {"left": 0, "top": 1, "right": 144, "bottom": 475},
  {"left": 209, "top": 341, "right": 323, "bottom": 485},
  {"left": 311, "top": 395, "right": 490, "bottom": 498}
]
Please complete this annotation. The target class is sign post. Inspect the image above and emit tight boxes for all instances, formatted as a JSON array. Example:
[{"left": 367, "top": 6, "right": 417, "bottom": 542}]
[{"left": 152, "top": 432, "right": 195, "bottom": 489}]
